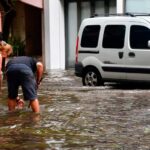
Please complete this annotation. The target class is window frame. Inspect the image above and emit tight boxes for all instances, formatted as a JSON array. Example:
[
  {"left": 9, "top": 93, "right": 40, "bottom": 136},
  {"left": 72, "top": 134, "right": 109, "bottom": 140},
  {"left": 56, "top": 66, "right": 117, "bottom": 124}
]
[
  {"left": 130, "top": 25, "right": 150, "bottom": 50},
  {"left": 102, "top": 24, "right": 126, "bottom": 49},
  {"left": 81, "top": 25, "right": 101, "bottom": 48}
]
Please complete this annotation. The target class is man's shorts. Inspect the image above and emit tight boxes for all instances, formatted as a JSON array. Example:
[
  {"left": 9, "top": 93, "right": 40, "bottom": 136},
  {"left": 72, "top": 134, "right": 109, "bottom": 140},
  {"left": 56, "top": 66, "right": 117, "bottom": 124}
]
[{"left": 6, "top": 64, "right": 37, "bottom": 100}]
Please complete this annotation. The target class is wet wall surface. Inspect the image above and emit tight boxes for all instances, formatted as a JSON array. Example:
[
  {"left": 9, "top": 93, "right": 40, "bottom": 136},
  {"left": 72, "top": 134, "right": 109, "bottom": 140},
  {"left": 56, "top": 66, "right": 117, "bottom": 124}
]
[{"left": 0, "top": 70, "right": 150, "bottom": 150}]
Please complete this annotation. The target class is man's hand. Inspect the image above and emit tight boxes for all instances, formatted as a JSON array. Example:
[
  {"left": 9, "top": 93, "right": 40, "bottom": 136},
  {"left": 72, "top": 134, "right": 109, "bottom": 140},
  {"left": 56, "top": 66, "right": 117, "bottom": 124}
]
[{"left": 36, "top": 62, "right": 44, "bottom": 88}]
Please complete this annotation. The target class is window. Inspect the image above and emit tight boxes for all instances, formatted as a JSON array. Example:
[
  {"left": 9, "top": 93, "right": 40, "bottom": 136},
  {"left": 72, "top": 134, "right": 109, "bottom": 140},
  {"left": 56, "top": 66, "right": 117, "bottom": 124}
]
[
  {"left": 130, "top": 25, "right": 150, "bottom": 49},
  {"left": 126, "top": 0, "right": 150, "bottom": 14},
  {"left": 103, "top": 25, "right": 125, "bottom": 48},
  {"left": 81, "top": 25, "right": 100, "bottom": 48}
]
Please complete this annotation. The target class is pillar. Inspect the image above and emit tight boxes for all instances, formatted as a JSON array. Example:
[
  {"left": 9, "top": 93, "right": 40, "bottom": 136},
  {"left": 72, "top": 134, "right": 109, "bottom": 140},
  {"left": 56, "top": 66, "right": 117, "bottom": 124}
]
[
  {"left": 43, "top": 0, "right": 65, "bottom": 71},
  {"left": 116, "top": 0, "right": 124, "bottom": 14}
]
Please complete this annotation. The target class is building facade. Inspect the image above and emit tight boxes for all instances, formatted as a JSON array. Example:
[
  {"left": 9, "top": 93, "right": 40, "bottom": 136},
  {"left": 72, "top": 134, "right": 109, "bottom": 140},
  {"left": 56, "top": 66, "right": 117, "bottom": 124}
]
[
  {"left": 44, "top": 0, "right": 121, "bottom": 71},
  {"left": 1, "top": 0, "right": 150, "bottom": 71},
  {"left": 43, "top": 0, "right": 123, "bottom": 71}
]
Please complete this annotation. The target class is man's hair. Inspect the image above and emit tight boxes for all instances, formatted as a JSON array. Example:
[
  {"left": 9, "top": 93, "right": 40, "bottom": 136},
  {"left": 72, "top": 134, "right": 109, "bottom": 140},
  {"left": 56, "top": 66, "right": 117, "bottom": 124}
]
[{"left": 0, "top": 32, "right": 3, "bottom": 41}]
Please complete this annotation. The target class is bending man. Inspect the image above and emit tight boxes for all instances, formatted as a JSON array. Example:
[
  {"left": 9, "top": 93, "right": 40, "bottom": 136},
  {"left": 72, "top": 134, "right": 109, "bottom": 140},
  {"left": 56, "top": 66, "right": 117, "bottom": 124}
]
[{"left": 6, "top": 56, "right": 44, "bottom": 113}]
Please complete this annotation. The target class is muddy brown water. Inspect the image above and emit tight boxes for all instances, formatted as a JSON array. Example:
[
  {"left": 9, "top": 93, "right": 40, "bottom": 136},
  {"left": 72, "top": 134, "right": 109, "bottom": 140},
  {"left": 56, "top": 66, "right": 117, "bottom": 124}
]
[{"left": 0, "top": 70, "right": 150, "bottom": 150}]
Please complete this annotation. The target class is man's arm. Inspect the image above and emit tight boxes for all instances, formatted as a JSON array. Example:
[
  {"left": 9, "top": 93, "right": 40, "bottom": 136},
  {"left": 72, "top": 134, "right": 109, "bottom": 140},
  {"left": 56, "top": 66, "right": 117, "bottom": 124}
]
[
  {"left": 6, "top": 43, "right": 13, "bottom": 56},
  {"left": 36, "top": 62, "right": 44, "bottom": 85}
]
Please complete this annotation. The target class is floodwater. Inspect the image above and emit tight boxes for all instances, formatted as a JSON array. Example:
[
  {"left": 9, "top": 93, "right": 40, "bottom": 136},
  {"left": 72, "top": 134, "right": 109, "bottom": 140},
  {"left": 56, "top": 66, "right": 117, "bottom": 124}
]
[{"left": 0, "top": 70, "right": 150, "bottom": 150}]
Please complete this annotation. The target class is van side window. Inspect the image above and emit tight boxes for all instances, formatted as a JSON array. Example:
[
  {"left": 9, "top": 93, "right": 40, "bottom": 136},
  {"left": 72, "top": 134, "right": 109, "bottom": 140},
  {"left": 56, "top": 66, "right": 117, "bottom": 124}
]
[
  {"left": 103, "top": 25, "right": 125, "bottom": 49},
  {"left": 130, "top": 25, "right": 150, "bottom": 49},
  {"left": 81, "top": 25, "right": 100, "bottom": 48}
]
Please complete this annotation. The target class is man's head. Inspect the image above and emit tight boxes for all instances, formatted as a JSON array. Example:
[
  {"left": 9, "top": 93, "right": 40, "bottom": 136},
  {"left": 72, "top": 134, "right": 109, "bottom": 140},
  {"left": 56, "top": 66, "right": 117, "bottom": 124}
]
[{"left": 0, "top": 33, "right": 3, "bottom": 41}]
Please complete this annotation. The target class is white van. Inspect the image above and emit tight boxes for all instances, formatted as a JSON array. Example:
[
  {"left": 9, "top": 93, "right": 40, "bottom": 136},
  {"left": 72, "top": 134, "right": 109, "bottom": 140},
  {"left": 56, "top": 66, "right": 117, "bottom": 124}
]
[{"left": 75, "top": 14, "right": 150, "bottom": 86}]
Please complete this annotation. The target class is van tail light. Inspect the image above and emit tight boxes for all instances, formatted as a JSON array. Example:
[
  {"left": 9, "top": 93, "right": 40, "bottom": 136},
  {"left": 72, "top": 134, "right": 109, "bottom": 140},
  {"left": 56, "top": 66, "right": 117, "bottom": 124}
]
[{"left": 75, "top": 36, "right": 79, "bottom": 63}]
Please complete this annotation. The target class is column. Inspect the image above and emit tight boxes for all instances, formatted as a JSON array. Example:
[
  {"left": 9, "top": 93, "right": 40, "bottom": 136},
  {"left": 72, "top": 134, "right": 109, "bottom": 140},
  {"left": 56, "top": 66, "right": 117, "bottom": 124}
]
[
  {"left": 116, "top": 0, "right": 124, "bottom": 14},
  {"left": 43, "top": 0, "right": 65, "bottom": 71}
]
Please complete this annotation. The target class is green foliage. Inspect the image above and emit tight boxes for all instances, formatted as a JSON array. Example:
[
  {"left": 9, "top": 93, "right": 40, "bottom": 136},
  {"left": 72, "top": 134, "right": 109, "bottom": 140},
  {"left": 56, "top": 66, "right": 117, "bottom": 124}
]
[
  {"left": 8, "top": 37, "right": 25, "bottom": 56},
  {"left": 12, "top": 0, "right": 17, "bottom": 4}
]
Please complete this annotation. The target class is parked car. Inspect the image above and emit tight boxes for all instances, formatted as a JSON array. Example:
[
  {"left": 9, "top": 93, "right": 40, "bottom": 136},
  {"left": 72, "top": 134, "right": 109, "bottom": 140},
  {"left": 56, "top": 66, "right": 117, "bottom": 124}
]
[{"left": 75, "top": 13, "right": 150, "bottom": 86}]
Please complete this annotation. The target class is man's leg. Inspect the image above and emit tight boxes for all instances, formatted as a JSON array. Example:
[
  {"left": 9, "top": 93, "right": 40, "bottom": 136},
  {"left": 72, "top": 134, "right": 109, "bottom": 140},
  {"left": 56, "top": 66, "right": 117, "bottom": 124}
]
[
  {"left": 2, "top": 58, "right": 5, "bottom": 73},
  {"left": 8, "top": 98, "right": 17, "bottom": 111},
  {"left": 30, "top": 99, "right": 40, "bottom": 113}
]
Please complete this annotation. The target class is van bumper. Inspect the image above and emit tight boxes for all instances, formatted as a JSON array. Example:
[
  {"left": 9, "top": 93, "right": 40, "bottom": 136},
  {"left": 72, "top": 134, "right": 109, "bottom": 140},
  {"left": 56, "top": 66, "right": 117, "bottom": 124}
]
[{"left": 75, "top": 63, "right": 83, "bottom": 77}]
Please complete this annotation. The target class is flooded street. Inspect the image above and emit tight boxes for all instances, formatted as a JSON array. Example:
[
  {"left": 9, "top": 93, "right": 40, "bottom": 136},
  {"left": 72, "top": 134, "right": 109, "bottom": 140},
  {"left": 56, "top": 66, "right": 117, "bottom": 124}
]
[{"left": 0, "top": 70, "right": 150, "bottom": 150}]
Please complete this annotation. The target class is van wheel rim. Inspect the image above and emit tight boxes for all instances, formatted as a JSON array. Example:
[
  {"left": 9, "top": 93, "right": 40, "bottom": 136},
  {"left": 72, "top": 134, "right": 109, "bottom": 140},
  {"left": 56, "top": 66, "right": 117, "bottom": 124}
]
[{"left": 85, "top": 72, "right": 98, "bottom": 86}]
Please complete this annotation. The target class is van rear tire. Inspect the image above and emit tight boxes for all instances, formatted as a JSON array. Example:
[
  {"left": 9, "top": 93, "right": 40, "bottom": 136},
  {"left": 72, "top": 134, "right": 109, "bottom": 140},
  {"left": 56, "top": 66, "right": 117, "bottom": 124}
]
[{"left": 82, "top": 68, "right": 103, "bottom": 86}]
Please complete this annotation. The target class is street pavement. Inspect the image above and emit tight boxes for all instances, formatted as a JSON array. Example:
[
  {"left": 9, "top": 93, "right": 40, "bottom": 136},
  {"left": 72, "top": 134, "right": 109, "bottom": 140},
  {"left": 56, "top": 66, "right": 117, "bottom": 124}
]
[
  {"left": 38, "top": 70, "right": 150, "bottom": 150},
  {"left": 0, "top": 69, "right": 150, "bottom": 150}
]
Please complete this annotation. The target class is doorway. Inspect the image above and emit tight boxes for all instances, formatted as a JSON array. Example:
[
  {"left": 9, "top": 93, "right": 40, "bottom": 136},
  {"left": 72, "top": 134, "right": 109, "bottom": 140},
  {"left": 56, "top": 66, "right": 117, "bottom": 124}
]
[{"left": 25, "top": 5, "right": 42, "bottom": 56}]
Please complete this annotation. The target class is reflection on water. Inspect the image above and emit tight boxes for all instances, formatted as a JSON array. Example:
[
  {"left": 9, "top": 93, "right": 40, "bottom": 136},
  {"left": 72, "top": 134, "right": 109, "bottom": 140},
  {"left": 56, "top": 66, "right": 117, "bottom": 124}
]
[
  {"left": 0, "top": 71, "right": 150, "bottom": 149},
  {"left": 0, "top": 72, "right": 95, "bottom": 150}
]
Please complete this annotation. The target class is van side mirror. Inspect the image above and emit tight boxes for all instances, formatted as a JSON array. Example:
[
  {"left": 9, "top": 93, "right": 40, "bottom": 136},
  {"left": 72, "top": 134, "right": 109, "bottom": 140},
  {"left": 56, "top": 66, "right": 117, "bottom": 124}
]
[{"left": 148, "top": 40, "right": 150, "bottom": 48}]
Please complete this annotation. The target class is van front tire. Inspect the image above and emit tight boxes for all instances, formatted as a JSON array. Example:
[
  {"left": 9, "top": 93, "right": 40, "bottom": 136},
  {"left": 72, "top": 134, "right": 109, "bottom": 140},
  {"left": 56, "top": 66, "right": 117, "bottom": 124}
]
[{"left": 82, "top": 68, "right": 103, "bottom": 86}]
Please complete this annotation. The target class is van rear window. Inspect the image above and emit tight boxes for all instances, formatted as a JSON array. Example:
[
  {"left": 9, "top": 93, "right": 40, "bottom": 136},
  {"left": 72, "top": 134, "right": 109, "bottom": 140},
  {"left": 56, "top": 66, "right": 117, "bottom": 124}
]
[
  {"left": 81, "top": 25, "right": 100, "bottom": 48},
  {"left": 103, "top": 25, "right": 125, "bottom": 49},
  {"left": 130, "top": 25, "right": 150, "bottom": 49}
]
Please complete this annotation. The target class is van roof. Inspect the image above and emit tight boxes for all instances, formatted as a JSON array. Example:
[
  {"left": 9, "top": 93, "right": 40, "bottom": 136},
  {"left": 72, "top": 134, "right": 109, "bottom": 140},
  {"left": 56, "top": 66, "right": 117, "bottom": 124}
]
[{"left": 82, "top": 15, "right": 150, "bottom": 24}]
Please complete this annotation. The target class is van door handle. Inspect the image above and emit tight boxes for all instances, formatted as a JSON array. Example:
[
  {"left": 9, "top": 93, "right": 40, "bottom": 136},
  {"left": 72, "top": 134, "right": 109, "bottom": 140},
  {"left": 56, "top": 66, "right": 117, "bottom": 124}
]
[
  {"left": 118, "top": 52, "right": 124, "bottom": 59},
  {"left": 128, "top": 52, "right": 135, "bottom": 57}
]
